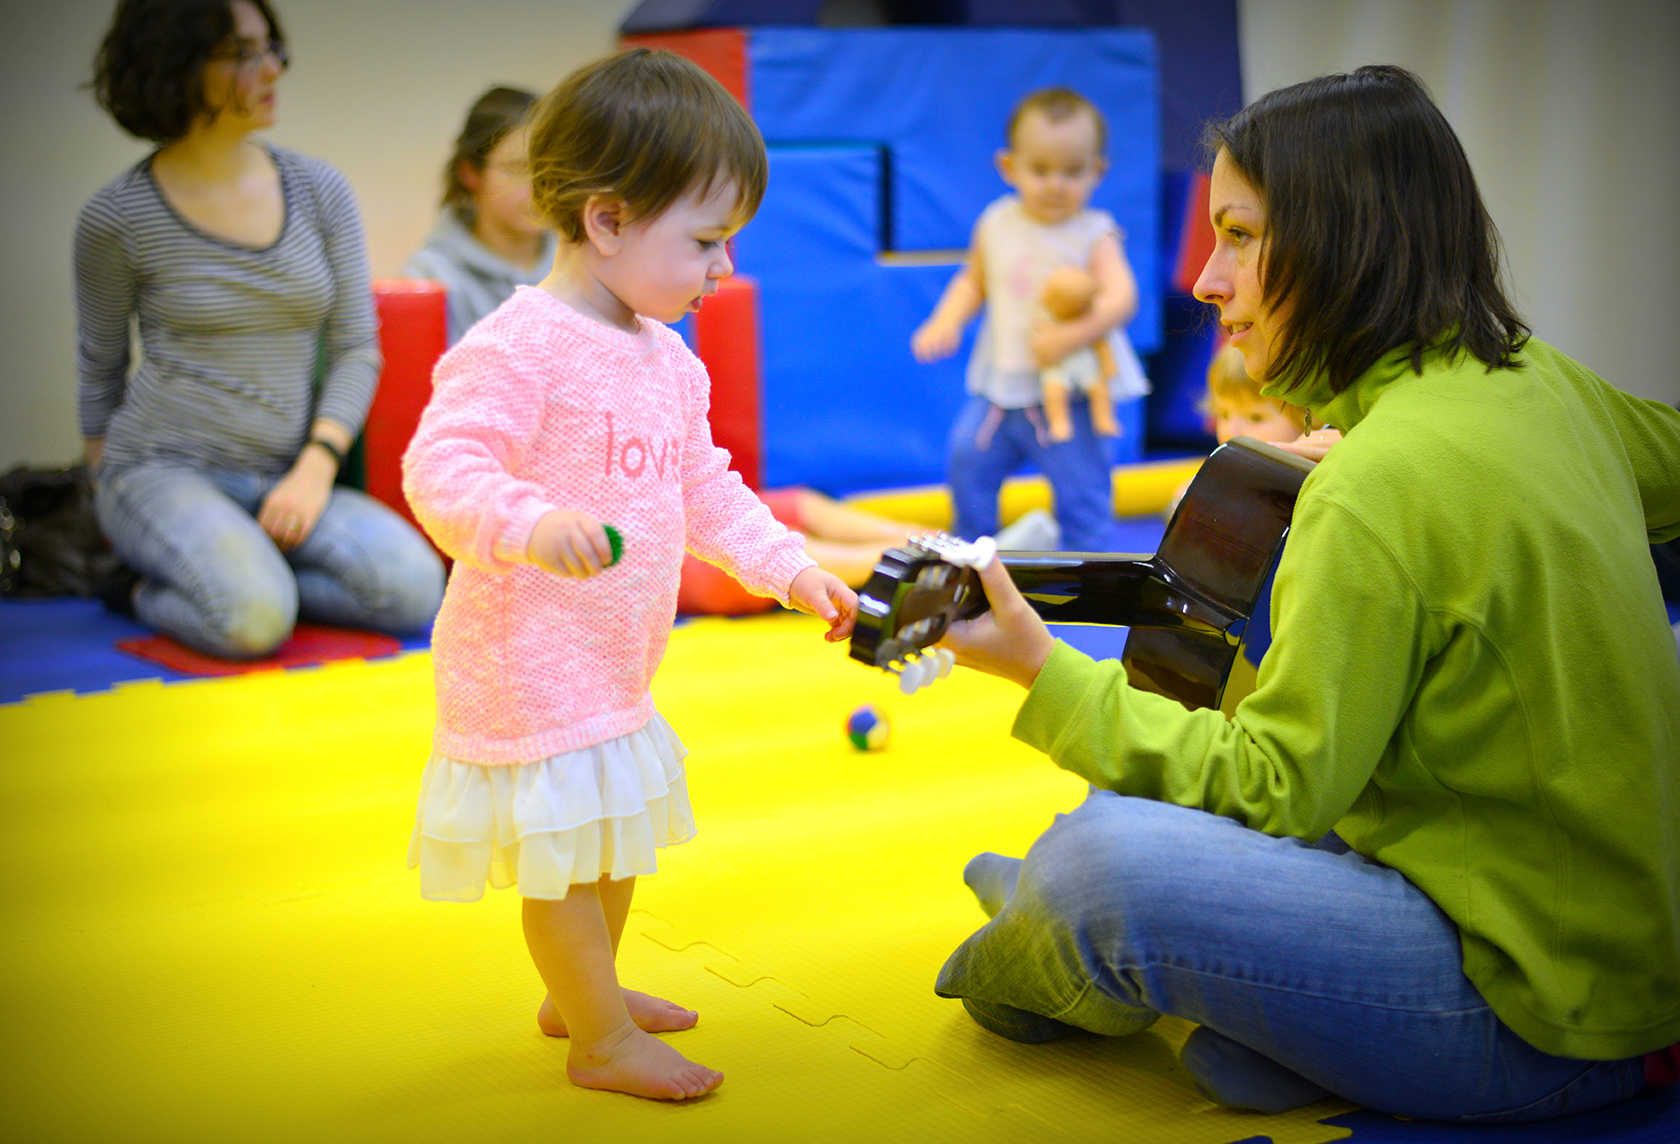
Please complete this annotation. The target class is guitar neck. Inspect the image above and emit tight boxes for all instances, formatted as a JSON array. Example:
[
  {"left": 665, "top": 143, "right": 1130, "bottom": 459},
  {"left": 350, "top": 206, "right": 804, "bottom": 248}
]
[{"left": 1004, "top": 553, "right": 1245, "bottom": 636}]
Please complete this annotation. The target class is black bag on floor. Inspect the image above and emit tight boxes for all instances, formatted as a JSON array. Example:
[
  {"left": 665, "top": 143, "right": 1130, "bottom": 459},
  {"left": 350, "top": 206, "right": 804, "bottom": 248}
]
[{"left": 0, "top": 463, "right": 121, "bottom": 598}]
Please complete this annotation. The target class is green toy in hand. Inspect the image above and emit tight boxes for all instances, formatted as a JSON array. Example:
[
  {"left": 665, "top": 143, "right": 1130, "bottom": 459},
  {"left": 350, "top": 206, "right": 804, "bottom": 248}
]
[{"left": 603, "top": 524, "right": 623, "bottom": 567}]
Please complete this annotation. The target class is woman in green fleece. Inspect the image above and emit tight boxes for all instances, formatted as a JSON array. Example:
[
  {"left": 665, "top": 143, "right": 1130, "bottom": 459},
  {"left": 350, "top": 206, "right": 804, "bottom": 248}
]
[{"left": 932, "top": 64, "right": 1680, "bottom": 1121}]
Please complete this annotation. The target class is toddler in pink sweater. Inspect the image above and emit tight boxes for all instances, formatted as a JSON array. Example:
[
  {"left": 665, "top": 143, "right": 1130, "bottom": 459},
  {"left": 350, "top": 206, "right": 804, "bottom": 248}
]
[{"left": 401, "top": 48, "right": 856, "bottom": 1103}]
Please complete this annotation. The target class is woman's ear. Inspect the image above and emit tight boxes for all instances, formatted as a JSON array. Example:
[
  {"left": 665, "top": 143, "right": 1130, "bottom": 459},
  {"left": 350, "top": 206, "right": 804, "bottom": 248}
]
[
  {"left": 457, "top": 159, "right": 483, "bottom": 197},
  {"left": 581, "top": 194, "right": 628, "bottom": 255}
]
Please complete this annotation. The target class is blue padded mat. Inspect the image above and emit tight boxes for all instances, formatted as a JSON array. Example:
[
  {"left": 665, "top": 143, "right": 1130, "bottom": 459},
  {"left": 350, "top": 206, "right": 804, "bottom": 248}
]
[{"left": 0, "top": 595, "right": 428, "bottom": 704}]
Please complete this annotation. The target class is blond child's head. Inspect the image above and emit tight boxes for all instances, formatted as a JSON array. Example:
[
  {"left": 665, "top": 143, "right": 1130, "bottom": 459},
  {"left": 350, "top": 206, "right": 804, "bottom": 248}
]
[
  {"left": 997, "top": 88, "right": 1108, "bottom": 227},
  {"left": 1205, "top": 345, "right": 1308, "bottom": 445},
  {"left": 527, "top": 47, "right": 767, "bottom": 243}
]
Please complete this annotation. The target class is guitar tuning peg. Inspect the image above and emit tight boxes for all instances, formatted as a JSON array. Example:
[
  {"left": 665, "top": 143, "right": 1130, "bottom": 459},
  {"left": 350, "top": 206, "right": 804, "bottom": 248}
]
[
  {"left": 934, "top": 648, "right": 955, "bottom": 678},
  {"left": 937, "top": 536, "right": 997, "bottom": 570},
  {"left": 898, "top": 654, "right": 943, "bottom": 694}
]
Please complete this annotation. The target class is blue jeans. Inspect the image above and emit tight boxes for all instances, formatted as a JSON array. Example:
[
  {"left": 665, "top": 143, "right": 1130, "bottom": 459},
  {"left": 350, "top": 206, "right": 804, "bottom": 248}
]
[
  {"left": 95, "top": 464, "right": 444, "bottom": 659},
  {"left": 947, "top": 394, "right": 1122, "bottom": 552},
  {"left": 935, "top": 791, "right": 1651, "bottom": 1122}
]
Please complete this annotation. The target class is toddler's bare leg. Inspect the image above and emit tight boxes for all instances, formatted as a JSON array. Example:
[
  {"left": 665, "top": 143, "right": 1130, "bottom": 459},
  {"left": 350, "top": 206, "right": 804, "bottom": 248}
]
[
  {"left": 537, "top": 875, "right": 699, "bottom": 1037},
  {"left": 524, "top": 889, "right": 722, "bottom": 1100},
  {"left": 792, "top": 490, "right": 921, "bottom": 545}
]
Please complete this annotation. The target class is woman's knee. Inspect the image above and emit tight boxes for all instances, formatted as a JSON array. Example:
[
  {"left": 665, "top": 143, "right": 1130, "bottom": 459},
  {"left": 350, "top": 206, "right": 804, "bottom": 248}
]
[
  {"left": 317, "top": 494, "right": 445, "bottom": 629},
  {"left": 214, "top": 592, "right": 297, "bottom": 658},
  {"left": 1017, "top": 795, "right": 1218, "bottom": 933},
  {"left": 377, "top": 538, "right": 445, "bottom": 630}
]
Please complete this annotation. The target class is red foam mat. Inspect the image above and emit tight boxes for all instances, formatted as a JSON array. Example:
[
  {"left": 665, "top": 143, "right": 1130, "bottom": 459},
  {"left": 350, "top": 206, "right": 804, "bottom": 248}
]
[{"left": 115, "top": 622, "right": 401, "bottom": 677}]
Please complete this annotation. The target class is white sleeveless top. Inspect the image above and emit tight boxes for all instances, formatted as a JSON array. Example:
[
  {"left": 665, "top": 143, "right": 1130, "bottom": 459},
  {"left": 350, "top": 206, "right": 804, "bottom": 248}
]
[{"left": 965, "top": 195, "right": 1150, "bottom": 409}]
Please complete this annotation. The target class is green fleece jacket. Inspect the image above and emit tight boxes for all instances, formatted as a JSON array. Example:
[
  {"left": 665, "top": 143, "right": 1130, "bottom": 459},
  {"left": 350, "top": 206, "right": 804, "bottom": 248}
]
[{"left": 1015, "top": 338, "right": 1680, "bottom": 1060}]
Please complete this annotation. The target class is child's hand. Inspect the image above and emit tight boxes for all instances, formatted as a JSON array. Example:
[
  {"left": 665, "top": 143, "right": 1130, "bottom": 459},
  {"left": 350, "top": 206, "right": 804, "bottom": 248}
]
[
  {"left": 528, "top": 510, "right": 616, "bottom": 578},
  {"left": 1029, "top": 319, "right": 1088, "bottom": 370},
  {"left": 911, "top": 318, "right": 962, "bottom": 364},
  {"left": 1275, "top": 426, "right": 1343, "bottom": 464},
  {"left": 789, "top": 567, "right": 857, "bottom": 643}
]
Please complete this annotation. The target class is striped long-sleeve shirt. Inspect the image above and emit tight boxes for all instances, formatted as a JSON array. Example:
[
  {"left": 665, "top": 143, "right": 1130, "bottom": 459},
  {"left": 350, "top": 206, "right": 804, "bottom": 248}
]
[{"left": 73, "top": 144, "right": 380, "bottom": 474}]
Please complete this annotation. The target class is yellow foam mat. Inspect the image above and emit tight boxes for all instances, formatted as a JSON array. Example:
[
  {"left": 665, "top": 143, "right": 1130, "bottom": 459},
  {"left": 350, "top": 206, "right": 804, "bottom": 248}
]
[
  {"left": 0, "top": 614, "right": 1353, "bottom": 1143},
  {"left": 844, "top": 456, "right": 1202, "bottom": 529}
]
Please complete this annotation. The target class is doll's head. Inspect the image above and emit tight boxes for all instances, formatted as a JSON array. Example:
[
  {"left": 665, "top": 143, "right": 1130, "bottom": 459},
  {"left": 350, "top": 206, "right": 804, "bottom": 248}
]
[
  {"left": 1040, "top": 265, "right": 1097, "bottom": 322},
  {"left": 997, "top": 88, "right": 1108, "bottom": 227},
  {"left": 1204, "top": 344, "right": 1309, "bottom": 445},
  {"left": 527, "top": 48, "right": 767, "bottom": 243}
]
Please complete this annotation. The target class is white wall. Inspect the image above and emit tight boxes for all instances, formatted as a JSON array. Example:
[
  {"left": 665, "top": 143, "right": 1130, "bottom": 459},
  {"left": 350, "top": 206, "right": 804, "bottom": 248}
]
[
  {"left": 4, "top": 0, "right": 1674, "bottom": 473},
  {"left": 1240, "top": 0, "right": 1679, "bottom": 406},
  {"left": 0, "top": 0, "right": 639, "bottom": 472}
]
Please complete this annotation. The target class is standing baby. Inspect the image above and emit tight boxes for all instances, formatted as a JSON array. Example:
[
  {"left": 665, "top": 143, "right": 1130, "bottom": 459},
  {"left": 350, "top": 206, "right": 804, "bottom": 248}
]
[
  {"left": 402, "top": 48, "right": 857, "bottom": 1102},
  {"left": 913, "top": 87, "right": 1149, "bottom": 552}
]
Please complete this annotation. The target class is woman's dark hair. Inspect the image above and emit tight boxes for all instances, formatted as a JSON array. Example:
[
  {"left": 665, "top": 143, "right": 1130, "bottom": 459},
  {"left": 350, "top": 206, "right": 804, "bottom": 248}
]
[
  {"left": 528, "top": 47, "right": 767, "bottom": 242},
  {"left": 1204, "top": 64, "right": 1528, "bottom": 394},
  {"left": 90, "top": 0, "right": 287, "bottom": 144},
  {"left": 442, "top": 85, "right": 539, "bottom": 214}
]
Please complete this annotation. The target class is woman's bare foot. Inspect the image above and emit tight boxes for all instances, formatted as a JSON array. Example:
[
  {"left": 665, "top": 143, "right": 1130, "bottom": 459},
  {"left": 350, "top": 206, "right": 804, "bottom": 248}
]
[
  {"left": 567, "top": 1023, "right": 723, "bottom": 1100},
  {"left": 539, "top": 989, "right": 698, "bottom": 1036}
]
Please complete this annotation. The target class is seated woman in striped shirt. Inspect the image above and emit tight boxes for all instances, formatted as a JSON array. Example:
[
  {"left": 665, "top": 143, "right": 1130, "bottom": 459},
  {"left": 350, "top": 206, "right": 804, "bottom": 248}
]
[{"left": 75, "top": 0, "right": 444, "bottom": 659}]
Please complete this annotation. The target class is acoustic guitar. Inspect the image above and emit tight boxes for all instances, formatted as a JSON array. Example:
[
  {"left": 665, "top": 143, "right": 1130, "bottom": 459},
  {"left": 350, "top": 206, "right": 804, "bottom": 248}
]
[{"left": 848, "top": 436, "right": 1313, "bottom": 710}]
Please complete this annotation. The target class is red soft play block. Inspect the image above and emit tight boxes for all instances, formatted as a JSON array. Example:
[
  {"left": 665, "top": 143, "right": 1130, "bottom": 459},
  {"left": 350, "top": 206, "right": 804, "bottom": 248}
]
[
  {"left": 620, "top": 27, "right": 750, "bottom": 109},
  {"left": 365, "top": 280, "right": 447, "bottom": 545},
  {"left": 694, "top": 275, "right": 764, "bottom": 491},
  {"left": 1172, "top": 168, "right": 1214, "bottom": 295}
]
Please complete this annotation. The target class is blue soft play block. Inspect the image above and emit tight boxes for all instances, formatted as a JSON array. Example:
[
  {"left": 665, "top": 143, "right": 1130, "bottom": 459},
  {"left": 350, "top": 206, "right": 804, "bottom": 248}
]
[
  {"left": 745, "top": 145, "right": 959, "bottom": 491},
  {"left": 734, "top": 27, "right": 1159, "bottom": 495},
  {"left": 744, "top": 144, "right": 1143, "bottom": 492},
  {"left": 750, "top": 27, "right": 1159, "bottom": 303}
]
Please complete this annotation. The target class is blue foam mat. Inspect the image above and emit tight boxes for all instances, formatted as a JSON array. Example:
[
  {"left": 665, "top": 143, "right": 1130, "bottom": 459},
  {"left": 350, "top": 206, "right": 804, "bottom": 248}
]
[{"left": 0, "top": 595, "right": 428, "bottom": 704}]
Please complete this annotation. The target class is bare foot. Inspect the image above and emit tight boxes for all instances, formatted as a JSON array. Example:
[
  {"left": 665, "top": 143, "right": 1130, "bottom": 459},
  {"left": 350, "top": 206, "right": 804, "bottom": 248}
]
[
  {"left": 539, "top": 990, "right": 698, "bottom": 1037},
  {"left": 567, "top": 1023, "right": 723, "bottom": 1101}
]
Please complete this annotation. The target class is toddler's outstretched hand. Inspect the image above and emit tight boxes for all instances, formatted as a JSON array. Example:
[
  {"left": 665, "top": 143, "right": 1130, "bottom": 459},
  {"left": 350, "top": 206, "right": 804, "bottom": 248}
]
[
  {"left": 528, "top": 509, "right": 617, "bottom": 578},
  {"left": 789, "top": 567, "right": 858, "bottom": 643},
  {"left": 911, "top": 318, "right": 962, "bottom": 364}
]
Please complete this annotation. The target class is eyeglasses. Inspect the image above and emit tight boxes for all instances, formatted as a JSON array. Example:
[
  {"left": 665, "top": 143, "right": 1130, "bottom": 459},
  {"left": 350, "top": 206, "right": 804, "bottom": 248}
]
[{"left": 210, "top": 38, "right": 289, "bottom": 72}]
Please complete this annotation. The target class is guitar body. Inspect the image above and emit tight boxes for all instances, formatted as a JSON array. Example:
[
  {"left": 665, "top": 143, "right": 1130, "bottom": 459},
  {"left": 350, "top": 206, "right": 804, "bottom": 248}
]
[{"left": 849, "top": 436, "right": 1313, "bottom": 710}]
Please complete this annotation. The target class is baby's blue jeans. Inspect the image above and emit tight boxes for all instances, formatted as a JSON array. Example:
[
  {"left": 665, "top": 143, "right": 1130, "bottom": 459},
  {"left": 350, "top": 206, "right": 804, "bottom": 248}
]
[
  {"left": 96, "top": 463, "right": 444, "bottom": 659},
  {"left": 946, "top": 394, "right": 1124, "bottom": 553},
  {"left": 935, "top": 790, "right": 1653, "bottom": 1122}
]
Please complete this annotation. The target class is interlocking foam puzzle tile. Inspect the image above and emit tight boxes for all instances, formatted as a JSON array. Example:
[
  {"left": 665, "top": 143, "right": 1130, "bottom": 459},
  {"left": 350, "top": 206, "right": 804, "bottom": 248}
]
[{"left": 2, "top": 610, "right": 1672, "bottom": 1143}]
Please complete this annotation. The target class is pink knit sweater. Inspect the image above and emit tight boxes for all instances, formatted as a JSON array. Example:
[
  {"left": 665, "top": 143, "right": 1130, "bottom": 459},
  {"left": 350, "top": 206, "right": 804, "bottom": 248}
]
[{"left": 402, "top": 287, "right": 813, "bottom": 764}]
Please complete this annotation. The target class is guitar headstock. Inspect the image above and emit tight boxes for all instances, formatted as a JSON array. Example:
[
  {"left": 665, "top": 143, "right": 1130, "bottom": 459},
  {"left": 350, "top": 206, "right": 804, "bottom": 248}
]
[{"left": 849, "top": 534, "right": 997, "bottom": 693}]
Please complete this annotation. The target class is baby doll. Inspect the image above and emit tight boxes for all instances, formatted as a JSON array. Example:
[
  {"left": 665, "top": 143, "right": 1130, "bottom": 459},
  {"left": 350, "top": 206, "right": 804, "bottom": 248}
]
[{"left": 1038, "top": 265, "right": 1120, "bottom": 441}]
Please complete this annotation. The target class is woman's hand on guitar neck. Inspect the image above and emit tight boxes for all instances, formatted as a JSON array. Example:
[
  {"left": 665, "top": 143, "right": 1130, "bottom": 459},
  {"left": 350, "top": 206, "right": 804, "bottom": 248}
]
[{"left": 938, "top": 553, "right": 1056, "bottom": 689}]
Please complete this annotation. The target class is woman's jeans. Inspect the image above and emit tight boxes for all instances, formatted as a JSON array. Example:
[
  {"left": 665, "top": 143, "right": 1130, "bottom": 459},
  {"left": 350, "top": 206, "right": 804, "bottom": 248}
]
[
  {"left": 935, "top": 791, "right": 1652, "bottom": 1122},
  {"left": 96, "top": 464, "right": 444, "bottom": 659}
]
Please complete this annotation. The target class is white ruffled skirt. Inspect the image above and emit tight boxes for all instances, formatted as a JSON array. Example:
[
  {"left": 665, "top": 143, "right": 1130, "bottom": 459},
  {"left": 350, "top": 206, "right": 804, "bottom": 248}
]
[{"left": 407, "top": 710, "right": 696, "bottom": 901}]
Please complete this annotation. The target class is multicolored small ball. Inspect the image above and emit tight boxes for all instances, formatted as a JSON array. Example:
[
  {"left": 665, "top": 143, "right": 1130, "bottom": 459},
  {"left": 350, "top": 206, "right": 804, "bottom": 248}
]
[{"left": 845, "top": 704, "right": 892, "bottom": 751}]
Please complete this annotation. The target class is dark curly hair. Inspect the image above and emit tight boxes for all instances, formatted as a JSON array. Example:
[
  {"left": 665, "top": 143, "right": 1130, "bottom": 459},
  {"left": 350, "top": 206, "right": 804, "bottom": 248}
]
[
  {"left": 1204, "top": 65, "right": 1528, "bottom": 395},
  {"left": 90, "top": 0, "right": 287, "bottom": 144}
]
